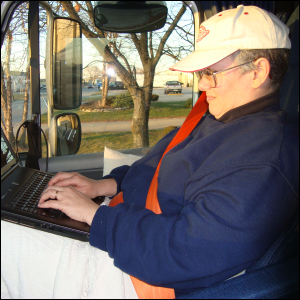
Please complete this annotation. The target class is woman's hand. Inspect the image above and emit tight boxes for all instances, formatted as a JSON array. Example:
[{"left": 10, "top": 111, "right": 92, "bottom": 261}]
[
  {"left": 48, "top": 172, "right": 117, "bottom": 198},
  {"left": 38, "top": 185, "right": 100, "bottom": 226}
]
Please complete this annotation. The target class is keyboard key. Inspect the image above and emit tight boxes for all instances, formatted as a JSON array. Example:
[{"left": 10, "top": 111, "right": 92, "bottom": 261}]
[
  {"left": 14, "top": 204, "right": 24, "bottom": 210},
  {"left": 7, "top": 172, "right": 56, "bottom": 218}
]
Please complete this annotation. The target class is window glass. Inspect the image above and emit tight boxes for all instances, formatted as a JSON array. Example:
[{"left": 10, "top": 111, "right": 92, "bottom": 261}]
[
  {"left": 2, "top": 2, "right": 195, "bottom": 158},
  {"left": 41, "top": 1, "right": 195, "bottom": 156},
  {"left": 1, "top": 2, "right": 30, "bottom": 155}
]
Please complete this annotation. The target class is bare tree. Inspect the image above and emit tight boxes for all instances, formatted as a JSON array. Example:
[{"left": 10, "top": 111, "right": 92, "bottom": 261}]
[
  {"left": 58, "top": 1, "right": 191, "bottom": 148},
  {"left": 83, "top": 65, "right": 101, "bottom": 82}
]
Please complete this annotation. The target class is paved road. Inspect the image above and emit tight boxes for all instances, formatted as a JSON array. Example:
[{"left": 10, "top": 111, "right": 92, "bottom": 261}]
[
  {"left": 80, "top": 87, "right": 192, "bottom": 104},
  {"left": 13, "top": 117, "right": 186, "bottom": 135},
  {"left": 38, "top": 117, "right": 185, "bottom": 134}
]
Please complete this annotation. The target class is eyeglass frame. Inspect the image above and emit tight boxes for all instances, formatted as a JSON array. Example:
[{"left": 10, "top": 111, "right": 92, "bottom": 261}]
[{"left": 196, "top": 60, "right": 256, "bottom": 88}]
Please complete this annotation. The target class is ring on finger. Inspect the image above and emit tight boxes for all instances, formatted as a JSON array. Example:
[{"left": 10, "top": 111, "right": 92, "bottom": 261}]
[{"left": 55, "top": 190, "right": 58, "bottom": 199}]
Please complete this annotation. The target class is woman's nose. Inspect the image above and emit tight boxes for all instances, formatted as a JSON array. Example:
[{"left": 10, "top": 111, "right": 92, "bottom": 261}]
[{"left": 198, "top": 77, "right": 212, "bottom": 91}]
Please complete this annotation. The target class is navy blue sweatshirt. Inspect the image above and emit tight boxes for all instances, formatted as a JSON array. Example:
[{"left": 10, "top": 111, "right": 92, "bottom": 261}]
[{"left": 89, "top": 91, "right": 299, "bottom": 296}]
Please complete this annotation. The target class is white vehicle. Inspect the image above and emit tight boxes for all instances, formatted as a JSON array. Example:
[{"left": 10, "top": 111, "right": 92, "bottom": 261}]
[{"left": 164, "top": 80, "right": 182, "bottom": 94}]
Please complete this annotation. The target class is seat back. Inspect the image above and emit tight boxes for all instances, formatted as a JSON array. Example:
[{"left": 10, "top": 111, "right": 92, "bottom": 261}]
[
  {"left": 247, "top": 211, "right": 299, "bottom": 272},
  {"left": 279, "top": 5, "right": 299, "bottom": 125},
  {"left": 177, "top": 212, "right": 299, "bottom": 299}
]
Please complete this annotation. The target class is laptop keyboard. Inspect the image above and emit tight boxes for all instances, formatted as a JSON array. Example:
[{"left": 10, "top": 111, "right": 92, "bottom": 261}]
[{"left": 7, "top": 172, "right": 62, "bottom": 219}]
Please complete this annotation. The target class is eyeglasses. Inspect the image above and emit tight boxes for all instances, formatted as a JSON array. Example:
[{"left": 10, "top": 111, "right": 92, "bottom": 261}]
[{"left": 195, "top": 61, "right": 255, "bottom": 88}]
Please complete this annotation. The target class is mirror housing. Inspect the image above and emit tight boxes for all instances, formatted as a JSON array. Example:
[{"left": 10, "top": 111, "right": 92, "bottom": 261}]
[
  {"left": 49, "top": 113, "right": 81, "bottom": 156},
  {"left": 93, "top": 1, "right": 168, "bottom": 33},
  {"left": 53, "top": 18, "right": 82, "bottom": 109}
]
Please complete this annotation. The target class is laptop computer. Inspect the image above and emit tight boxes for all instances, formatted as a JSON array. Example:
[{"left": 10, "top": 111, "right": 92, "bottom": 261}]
[{"left": 1, "top": 126, "right": 103, "bottom": 242}]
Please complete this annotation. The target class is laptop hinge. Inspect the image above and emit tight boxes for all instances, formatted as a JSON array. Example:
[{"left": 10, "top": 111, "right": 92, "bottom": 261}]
[{"left": 1, "top": 163, "right": 19, "bottom": 181}]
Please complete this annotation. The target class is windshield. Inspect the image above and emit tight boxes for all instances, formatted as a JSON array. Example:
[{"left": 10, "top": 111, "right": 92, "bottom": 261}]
[{"left": 1, "top": 1, "right": 196, "bottom": 157}]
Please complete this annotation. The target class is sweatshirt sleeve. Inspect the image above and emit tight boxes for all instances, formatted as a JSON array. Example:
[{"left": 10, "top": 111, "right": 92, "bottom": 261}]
[
  {"left": 101, "top": 165, "right": 130, "bottom": 195},
  {"left": 90, "top": 163, "right": 299, "bottom": 292}
]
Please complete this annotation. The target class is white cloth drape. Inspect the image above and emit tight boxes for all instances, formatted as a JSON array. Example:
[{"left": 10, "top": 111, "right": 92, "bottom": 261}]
[{"left": 1, "top": 200, "right": 138, "bottom": 299}]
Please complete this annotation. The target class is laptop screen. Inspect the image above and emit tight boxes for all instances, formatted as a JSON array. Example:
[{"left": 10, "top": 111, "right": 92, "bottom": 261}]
[{"left": 1, "top": 127, "right": 18, "bottom": 178}]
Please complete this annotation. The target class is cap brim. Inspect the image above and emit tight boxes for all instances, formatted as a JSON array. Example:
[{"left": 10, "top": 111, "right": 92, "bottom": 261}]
[{"left": 169, "top": 48, "right": 239, "bottom": 72}]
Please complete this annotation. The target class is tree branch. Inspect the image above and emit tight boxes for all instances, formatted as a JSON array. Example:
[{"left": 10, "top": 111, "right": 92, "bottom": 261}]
[
  {"left": 60, "top": 1, "right": 105, "bottom": 38},
  {"left": 149, "top": 31, "right": 154, "bottom": 58},
  {"left": 153, "top": 4, "right": 186, "bottom": 66},
  {"left": 130, "top": 33, "right": 142, "bottom": 59},
  {"left": 109, "top": 41, "right": 132, "bottom": 73},
  {"left": 165, "top": 22, "right": 194, "bottom": 37}
]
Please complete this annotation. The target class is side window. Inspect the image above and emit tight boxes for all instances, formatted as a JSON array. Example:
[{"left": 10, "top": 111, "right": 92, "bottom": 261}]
[
  {"left": 42, "top": 1, "right": 195, "bottom": 156},
  {"left": 1, "top": 2, "right": 30, "bottom": 154}
]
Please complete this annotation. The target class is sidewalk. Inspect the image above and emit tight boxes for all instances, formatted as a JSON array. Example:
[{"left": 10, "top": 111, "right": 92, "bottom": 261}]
[{"left": 40, "top": 118, "right": 185, "bottom": 133}]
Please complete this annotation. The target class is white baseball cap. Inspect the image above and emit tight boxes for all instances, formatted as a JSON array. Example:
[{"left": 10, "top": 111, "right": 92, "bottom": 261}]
[{"left": 169, "top": 5, "right": 291, "bottom": 72}]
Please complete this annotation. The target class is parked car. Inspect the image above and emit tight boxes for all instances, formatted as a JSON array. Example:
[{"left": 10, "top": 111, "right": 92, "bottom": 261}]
[
  {"left": 40, "top": 84, "right": 46, "bottom": 90},
  {"left": 87, "top": 84, "right": 94, "bottom": 89},
  {"left": 164, "top": 81, "right": 182, "bottom": 94},
  {"left": 108, "top": 81, "right": 125, "bottom": 90}
]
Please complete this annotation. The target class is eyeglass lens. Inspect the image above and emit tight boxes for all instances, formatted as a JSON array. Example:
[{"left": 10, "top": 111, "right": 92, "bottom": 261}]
[{"left": 195, "top": 68, "right": 220, "bottom": 88}]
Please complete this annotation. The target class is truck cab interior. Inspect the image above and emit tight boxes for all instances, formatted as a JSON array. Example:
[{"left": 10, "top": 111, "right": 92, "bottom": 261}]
[{"left": 1, "top": 1, "right": 299, "bottom": 299}]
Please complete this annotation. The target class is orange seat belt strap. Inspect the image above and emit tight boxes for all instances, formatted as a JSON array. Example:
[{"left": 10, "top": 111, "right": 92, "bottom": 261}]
[
  {"left": 109, "top": 92, "right": 208, "bottom": 298},
  {"left": 108, "top": 190, "right": 124, "bottom": 207}
]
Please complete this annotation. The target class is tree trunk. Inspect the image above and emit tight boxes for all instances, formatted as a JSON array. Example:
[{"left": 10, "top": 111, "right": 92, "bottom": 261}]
[
  {"left": 18, "top": 65, "right": 30, "bottom": 149},
  {"left": 99, "top": 62, "right": 110, "bottom": 107},
  {"left": 130, "top": 88, "right": 149, "bottom": 147},
  {"left": 129, "top": 66, "right": 154, "bottom": 148},
  {"left": 2, "top": 30, "right": 15, "bottom": 149},
  {"left": 101, "top": 75, "right": 110, "bottom": 107}
]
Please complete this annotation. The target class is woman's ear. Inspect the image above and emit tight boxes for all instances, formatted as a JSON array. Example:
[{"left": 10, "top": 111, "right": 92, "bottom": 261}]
[{"left": 251, "top": 57, "right": 271, "bottom": 89}]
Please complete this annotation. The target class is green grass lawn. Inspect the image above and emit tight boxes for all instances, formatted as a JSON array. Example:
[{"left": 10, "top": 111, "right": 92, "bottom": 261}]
[
  {"left": 12, "top": 92, "right": 28, "bottom": 101},
  {"left": 77, "top": 129, "right": 166, "bottom": 154},
  {"left": 41, "top": 128, "right": 168, "bottom": 157},
  {"left": 41, "top": 100, "right": 192, "bottom": 124}
]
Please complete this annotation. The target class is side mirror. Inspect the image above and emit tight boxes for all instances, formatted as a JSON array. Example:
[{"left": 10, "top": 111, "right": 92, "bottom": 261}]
[
  {"left": 53, "top": 18, "right": 82, "bottom": 109},
  {"left": 93, "top": 1, "right": 168, "bottom": 33},
  {"left": 49, "top": 113, "right": 81, "bottom": 156}
]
